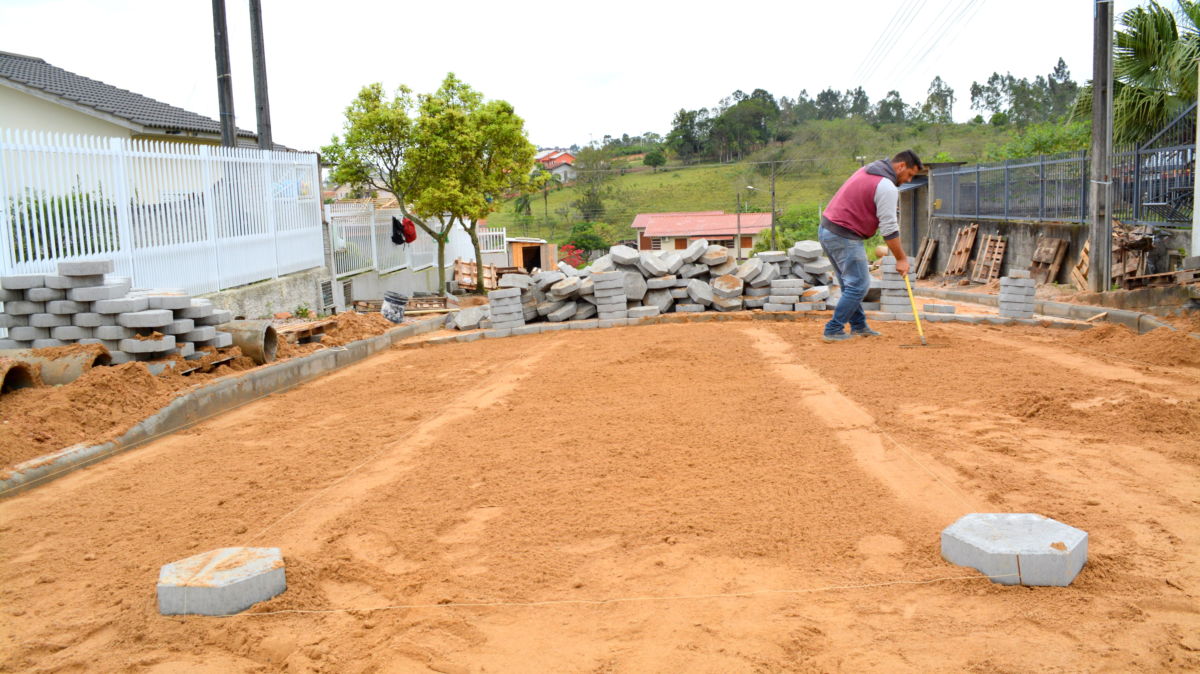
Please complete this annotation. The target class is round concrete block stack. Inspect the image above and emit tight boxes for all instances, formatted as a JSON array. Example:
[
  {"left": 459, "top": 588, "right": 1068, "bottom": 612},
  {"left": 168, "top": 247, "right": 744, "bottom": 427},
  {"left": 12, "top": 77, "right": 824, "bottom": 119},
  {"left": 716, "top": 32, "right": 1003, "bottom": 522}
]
[{"left": 1, "top": 259, "right": 236, "bottom": 364}]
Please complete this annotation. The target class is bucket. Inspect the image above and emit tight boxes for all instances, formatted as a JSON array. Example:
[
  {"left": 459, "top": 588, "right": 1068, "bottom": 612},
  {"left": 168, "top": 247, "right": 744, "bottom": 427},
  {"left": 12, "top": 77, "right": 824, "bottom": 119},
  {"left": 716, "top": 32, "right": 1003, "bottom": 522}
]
[{"left": 382, "top": 292, "right": 409, "bottom": 324}]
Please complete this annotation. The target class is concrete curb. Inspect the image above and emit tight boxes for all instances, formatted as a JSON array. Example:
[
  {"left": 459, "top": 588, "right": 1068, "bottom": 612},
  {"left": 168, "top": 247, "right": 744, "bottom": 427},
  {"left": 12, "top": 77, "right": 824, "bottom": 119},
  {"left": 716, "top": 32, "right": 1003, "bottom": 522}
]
[
  {"left": 912, "top": 287, "right": 1200, "bottom": 339},
  {"left": 0, "top": 315, "right": 445, "bottom": 498}
]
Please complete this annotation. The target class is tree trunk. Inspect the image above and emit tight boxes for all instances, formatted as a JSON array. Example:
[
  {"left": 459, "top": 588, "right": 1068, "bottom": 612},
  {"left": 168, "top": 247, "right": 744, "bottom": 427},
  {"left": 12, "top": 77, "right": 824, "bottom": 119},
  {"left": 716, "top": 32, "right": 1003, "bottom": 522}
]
[
  {"left": 467, "top": 225, "right": 484, "bottom": 293},
  {"left": 435, "top": 236, "right": 447, "bottom": 296}
]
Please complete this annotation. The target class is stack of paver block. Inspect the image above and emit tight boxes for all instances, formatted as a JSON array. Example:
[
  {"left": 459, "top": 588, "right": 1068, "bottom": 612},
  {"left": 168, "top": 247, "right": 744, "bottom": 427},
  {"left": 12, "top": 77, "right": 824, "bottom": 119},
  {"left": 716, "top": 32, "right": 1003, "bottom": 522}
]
[
  {"left": 876, "top": 255, "right": 916, "bottom": 320},
  {"left": 0, "top": 259, "right": 233, "bottom": 363},
  {"left": 463, "top": 239, "right": 841, "bottom": 335},
  {"left": 998, "top": 271, "right": 1036, "bottom": 319}
]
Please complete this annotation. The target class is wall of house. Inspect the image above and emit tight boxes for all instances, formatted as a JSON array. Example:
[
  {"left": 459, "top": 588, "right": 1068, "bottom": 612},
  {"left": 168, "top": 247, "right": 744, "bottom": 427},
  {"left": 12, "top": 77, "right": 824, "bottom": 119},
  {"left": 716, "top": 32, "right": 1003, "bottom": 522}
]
[
  {"left": 0, "top": 86, "right": 133, "bottom": 137},
  {"left": 341, "top": 264, "right": 450, "bottom": 302},
  {"left": 201, "top": 266, "right": 332, "bottom": 319}
]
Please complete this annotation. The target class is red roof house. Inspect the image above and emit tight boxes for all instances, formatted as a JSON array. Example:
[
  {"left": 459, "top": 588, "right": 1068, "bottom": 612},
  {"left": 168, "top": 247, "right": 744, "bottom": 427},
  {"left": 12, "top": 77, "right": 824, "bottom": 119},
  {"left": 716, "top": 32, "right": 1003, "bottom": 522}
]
[{"left": 631, "top": 211, "right": 772, "bottom": 255}]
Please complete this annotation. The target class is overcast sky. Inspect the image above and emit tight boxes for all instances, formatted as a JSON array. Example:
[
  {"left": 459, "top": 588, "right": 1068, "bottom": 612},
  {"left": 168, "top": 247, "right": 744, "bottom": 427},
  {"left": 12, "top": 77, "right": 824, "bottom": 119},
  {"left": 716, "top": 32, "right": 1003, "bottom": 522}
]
[{"left": 2, "top": 0, "right": 1144, "bottom": 152}]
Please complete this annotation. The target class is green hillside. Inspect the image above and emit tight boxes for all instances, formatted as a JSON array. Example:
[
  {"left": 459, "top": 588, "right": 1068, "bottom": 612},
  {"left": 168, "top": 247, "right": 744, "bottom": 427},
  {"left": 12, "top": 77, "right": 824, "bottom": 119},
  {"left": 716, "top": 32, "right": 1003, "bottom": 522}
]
[{"left": 488, "top": 119, "right": 1015, "bottom": 245}]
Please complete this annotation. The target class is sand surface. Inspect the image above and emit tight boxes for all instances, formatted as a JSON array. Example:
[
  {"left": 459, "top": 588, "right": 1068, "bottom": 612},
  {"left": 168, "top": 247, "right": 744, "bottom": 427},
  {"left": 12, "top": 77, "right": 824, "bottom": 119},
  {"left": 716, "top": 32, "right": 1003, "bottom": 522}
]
[{"left": 1, "top": 319, "right": 1198, "bottom": 672}]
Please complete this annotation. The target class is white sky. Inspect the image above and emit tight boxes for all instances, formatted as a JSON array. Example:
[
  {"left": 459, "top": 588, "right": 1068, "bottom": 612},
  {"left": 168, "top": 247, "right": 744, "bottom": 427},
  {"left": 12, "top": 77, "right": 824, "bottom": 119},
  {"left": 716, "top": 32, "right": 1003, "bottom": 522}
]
[{"left": 1, "top": 0, "right": 1144, "bottom": 152}]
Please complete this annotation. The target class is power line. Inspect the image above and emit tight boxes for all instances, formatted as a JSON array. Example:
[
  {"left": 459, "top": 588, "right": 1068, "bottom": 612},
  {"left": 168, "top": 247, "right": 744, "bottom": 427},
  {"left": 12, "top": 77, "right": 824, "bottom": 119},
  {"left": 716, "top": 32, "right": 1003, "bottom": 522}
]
[
  {"left": 851, "top": 3, "right": 919, "bottom": 84},
  {"left": 857, "top": 0, "right": 930, "bottom": 88}
]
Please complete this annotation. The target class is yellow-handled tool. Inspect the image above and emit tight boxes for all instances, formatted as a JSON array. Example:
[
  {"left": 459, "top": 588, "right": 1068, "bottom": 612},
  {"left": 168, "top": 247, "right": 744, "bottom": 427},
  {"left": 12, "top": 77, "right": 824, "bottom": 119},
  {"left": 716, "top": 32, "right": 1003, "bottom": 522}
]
[{"left": 900, "top": 275, "right": 943, "bottom": 348}]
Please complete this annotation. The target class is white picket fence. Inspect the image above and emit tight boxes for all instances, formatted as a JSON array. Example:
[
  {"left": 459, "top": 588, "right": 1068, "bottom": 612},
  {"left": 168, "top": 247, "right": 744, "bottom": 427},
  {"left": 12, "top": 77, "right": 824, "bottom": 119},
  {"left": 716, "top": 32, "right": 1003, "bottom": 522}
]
[
  {"left": 325, "top": 201, "right": 491, "bottom": 279},
  {"left": 0, "top": 128, "right": 324, "bottom": 295}
]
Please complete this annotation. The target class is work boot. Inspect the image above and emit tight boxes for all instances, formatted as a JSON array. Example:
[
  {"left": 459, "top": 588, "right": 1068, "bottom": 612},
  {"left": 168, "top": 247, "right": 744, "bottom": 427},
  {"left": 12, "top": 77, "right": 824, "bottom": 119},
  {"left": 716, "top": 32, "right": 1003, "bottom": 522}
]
[
  {"left": 822, "top": 332, "right": 853, "bottom": 343},
  {"left": 852, "top": 326, "right": 882, "bottom": 337}
]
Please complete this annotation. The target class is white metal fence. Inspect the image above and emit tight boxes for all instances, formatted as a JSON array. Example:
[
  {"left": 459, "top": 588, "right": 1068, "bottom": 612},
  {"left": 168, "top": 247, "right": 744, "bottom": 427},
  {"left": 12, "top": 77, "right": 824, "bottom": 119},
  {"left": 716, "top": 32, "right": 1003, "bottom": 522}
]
[
  {"left": 325, "top": 201, "right": 490, "bottom": 279},
  {"left": 0, "top": 128, "right": 324, "bottom": 295}
]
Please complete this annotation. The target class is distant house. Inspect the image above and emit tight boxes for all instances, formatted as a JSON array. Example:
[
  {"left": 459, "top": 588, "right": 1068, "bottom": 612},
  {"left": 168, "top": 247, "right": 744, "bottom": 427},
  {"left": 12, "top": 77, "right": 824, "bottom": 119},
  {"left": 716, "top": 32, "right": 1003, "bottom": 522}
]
[
  {"left": 535, "top": 148, "right": 576, "bottom": 169},
  {"left": 547, "top": 161, "right": 576, "bottom": 183},
  {"left": 631, "top": 211, "right": 773, "bottom": 257},
  {"left": 0, "top": 50, "right": 271, "bottom": 147}
]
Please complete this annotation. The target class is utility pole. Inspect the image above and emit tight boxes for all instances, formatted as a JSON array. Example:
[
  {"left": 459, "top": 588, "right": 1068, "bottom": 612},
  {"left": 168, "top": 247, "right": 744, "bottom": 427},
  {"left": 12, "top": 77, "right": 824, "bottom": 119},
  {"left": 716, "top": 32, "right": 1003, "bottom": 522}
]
[
  {"left": 249, "top": 0, "right": 273, "bottom": 150},
  {"left": 769, "top": 161, "right": 778, "bottom": 250},
  {"left": 211, "top": 0, "right": 236, "bottom": 147},
  {"left": 1088, "top": 0, "right": 1113, "bottom": 292},
  {"left": 1193, "top": 58, "right": 1199, "bottom": 260},
  {"left": 736, "top": 192, "right": 743, "bottom": 262}
]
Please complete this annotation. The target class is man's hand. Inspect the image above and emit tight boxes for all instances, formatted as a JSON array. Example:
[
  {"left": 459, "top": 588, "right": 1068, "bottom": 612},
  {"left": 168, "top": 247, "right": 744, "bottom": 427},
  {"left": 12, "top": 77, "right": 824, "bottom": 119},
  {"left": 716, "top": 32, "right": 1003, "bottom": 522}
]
[{"left": 895, "top": 257, "right": 910, "bottom": 276}]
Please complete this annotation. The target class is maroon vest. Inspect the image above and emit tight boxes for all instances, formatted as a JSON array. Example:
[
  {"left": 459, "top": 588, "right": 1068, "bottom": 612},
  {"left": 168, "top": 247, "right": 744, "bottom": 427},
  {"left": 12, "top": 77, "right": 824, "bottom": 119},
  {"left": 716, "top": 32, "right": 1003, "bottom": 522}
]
[{"left": 823, "top": 167, "right": 885, "bottom": 238}]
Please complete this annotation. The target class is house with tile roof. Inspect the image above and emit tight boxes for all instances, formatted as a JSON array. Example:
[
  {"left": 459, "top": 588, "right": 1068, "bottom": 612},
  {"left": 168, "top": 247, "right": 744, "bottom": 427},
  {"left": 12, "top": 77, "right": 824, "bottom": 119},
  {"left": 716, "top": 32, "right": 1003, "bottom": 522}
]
[
  {"left": 631, "top": 211, "right": 773, "bottom": 259},
  {"left": 0, "top": 50, "right": 270, "bottom": 147}
]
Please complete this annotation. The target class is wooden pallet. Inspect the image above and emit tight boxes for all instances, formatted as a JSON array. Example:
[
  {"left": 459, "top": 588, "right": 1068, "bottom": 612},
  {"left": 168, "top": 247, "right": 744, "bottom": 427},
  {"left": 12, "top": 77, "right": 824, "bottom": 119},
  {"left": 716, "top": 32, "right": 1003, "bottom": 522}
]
[
  {"left": 914, "top": 238, "right": 938, "bottom": 279},
  {"left": 1071, "top": 241, "right": 1091, "bottom": 289},
  {"left": 1029, "top": 237, "right": 1069, "bottom": 285},
  {"left": 970, "top": 234, "right": 1006, "bottom": 284},
  {"left": 454, "top": 258, "right": 502, "bottom": 291},
  {"left": 408, "top": 296, "right": 448, "bottom": 311},
  {"left": 276, "top": 318, "right": 336, "bottom": 344},
  {"left": 354, "top": 300, "right": 382, "bottom": 313},
  {"left": 1122, "top": 267, "right": 1200, "bottom": 290},
  {"left": 943, "top": 223, "right": 978, "bottom": 276}
]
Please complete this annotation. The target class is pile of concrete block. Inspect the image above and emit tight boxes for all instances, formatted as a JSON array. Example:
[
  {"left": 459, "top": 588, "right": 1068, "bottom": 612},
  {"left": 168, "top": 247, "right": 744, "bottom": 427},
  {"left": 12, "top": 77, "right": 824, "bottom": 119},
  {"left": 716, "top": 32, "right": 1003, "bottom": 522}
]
[
  {"left": 998, "top": 271, "right": 1036, "bottom": 319},
  {"left": 0, "top": 259, "right": 233, "bottom": 364},
  {"left": 874, "top": 255, "right": 916, "bottom": 320},
  {"left": 456, "top": 240, "right": 841, "bottom": 335}
]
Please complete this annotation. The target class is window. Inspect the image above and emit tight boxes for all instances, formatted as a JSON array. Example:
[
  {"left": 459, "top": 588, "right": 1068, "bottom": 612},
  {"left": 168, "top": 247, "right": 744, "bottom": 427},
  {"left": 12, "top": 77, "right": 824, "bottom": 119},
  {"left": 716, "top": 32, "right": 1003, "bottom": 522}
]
[{"left": 650, "top": 237, "right": 662, "bottom": 250}]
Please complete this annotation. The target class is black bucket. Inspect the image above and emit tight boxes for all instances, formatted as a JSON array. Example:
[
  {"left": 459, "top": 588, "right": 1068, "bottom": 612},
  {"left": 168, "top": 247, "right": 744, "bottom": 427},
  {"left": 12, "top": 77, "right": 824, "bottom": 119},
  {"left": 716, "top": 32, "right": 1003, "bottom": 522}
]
[{"left": 382, "top": 291, "right": 409, "bottom": 323}]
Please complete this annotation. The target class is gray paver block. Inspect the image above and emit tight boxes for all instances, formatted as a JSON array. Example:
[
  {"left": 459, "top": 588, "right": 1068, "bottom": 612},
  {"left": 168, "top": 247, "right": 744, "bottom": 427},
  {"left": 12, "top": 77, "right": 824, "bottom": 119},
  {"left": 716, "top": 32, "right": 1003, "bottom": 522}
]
[
  {"left": 699, "top": 245, "right": 730, "bottom": 266},
  {"left": 708, "top": 257, "right": 738, "bottom": 277},
  {"left": 757, "top": 251, "right": 788, "bottom": 263},
  {"left": 745, "top": 286, "right": 772, "bottom": 297},
  {"left": 802, "top": 286, "right": 831, "bottom": 302},
  {"left": 67, "top": 283, "right": 129, "bottom": 302},
  {"left": 177, "top": 299, "right": 215, "bottom": 319},
  {"left": 749, "top": 263, "right": 779, "bottom": 288},
  {"left": 557, "top": 260, "right": 583, "bottom": 277},
  {"left": 44, "top": 274, "right": 106, "bottom": 290},
  {"left": 678, "top": 262, "right": 708, "bottom": 279},
  {"left": 768, "top": 295, "right": 801, "bottom": 304},
  {"left": 51, "top": 325, "right": 92, "bottom": 340},
  {"left": 488, "top": 287, "right": 522, "bottom": 301},
  {"left": 9, "top": 326, "right": 50, "bottom": 340},
  {"left": 743, "top": 297, "right": 767, "bottom": 308},
  {"left": 139, "top": 292, "right": 193, "bottom": 310},
  {"left": 31, "top": 338, "right": 67, "bottom": 348},
  {"left": 196, "top": 309, "right": 233, "bottom": 326},
  {"left": 536, "top": 299, "right": 566, "bottom": 317},
  {"left": 58, "top": 259, "right": 115, "bottom": 276},
  {"left": 547, "top": 301, "right": 578, "bottom": 322},
  {"left": 622, "top": 271, "right": 648, "bottom": 301},
  {"left": 801, "top": 258, "right": 833, "bottom": 275},
  {"left": 985, "top": 316, "right": 1016, "bottom": 325},
  {"left": 0, "top": 314, "right": 21, "bottom": 329},
  {"left": 1001, "top": 277, "right": 1035, "bottom": 288},
  {"left": 686, "top": 279, "right": 713, "bottom": 306},
  {"left": 484, "top": 328, "right": 512, "bottom": 339},
  {"left": 734, "top": 257, "right": 764, "bottom": 281},
  {"left": 609, "top": 244, "right": 640, "bottom": 265},
  {"left": 670, "top": 287, "right": 691, "bottom": 299},
  {"left": 577, "top": 278, "right": 595, "bottom": 296},
  {"left": 680, "top": 238, "right": 709, "bottom": 263},
  {"left": 456, "top": 331, "right": 484, "bottom": 342},
  {"left": 639, "top": 251, "right": 670, "bottom": 277},
  {"left": 661, "top": 252, "right": 684, "bottom": 274},
  {"left": 1006, "top": 269, "right": 1031, "bottom": 279},
  {"left": 120, "top": 335, "right": 176, "bottom": 354},
  {"left": 46, "top": 299, "right": 88, "bottom": 314},
  {"left": 590, "top": 270, "right": 624, "bottom": 287},
  {"left": 4, "top": 301, "right": 45, "bottom": 315},
  {"left": 180, "top": 325, "right": 216, "bottom": 342},
  {"left": 763, "top": 303, "right": 794, "bottom": 312},
  {"left": 790, "top": 240, "right": 822, "bottom": 260},
  {"left": 29, "top": 313, "right": 71, "bottom": 328},
  {"left": 675, "top": 303, "right": 705, "bottom": 312},
  {"left": 646, "top": 275, "right": 676, "bottom": 289},
  {"left": 209, "top": 331, "right": 234, "bottom": 348},
  {"left": 1, "top": 274, "right": 45, "bottom": 290},
  {"left": 118, "top": 309, "right": 173, "bottom": 328},
  {"left": 96, "top": 325, "right": 136, "bottom": 340},
  {"left": 642, "top": 288, "right": 673, "bottom": 313},
  {"left": 549, "top": 276, "right": 581, "bottom": 299},
  {"left": 572, "top": 303, "right": 597, "bottom": 320},
  {"left": 587, "top": 255, "right": 615, "bottom": 273},
  {"left": 598, "top": 318, "right": 627, "bottom": 328},
  {"left": 540, "top": 322, "right": 569, "bottom": 332},
  {"left": 570, "top": 319, "right": 599, "bottom": 330},
  {"left": 941, "top": 513, "right": 1087, "bottom": 586},
  {"left": 0, "top": 339, "right": 29, "bottom": 349},
  {"left": 452, "top": 306, "right": 488, "bottom": 331},
  {"left": 498, "top": 273, "right": 534, "bottom": 289},
  {"left": 158, "top": 547, "right": 285, "bottom": 616},
  {"left": 25, "top": 287, "right": 66, "bottom": 302},
  {"left": 923, "top": 304, "right": 956, "bottom": 314},
  {"left": 0, "top": 288, "right": 22, "bottom": 302},
  {"left": 770, "top": 278, "right": 805, "bottom": 289},
  {"left": 711, "top": 296, "right": 742, "bottom": 312},
  {"left": 711, "top": 274, "right": 744, "bottom": 299},
  {"left": 490, "top": 318, "right": 525, "bottom": 330},
  {"left": 534, "top": 271, "right": 566, "bottom": 291},
  {"left": 628, "top": 305, "right": 660, "bottom": 318}
]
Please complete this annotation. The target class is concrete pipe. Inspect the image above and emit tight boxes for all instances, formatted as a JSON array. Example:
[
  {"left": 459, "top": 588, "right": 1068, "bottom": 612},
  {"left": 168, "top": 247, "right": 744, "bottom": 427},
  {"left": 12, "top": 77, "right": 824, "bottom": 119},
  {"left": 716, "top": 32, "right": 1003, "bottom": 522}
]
[
  {"left": 220, "top": 320, "right": 277, "bottom": 365},
  {"left": 0, "top": 358, "right": 39, "bottom": 394},
  {"left": 0, "top": 346, "right": 111, "bottom": 386}
]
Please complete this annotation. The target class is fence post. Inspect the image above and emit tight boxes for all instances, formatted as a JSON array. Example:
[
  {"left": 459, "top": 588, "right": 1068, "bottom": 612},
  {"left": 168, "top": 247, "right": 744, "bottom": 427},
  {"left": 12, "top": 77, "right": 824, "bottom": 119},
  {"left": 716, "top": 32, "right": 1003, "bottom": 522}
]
[
  {"left": 107, "top": 137, "right": 137, "bottom": 282},
  {"left": 1038, "top": 155, "right": 1046, "bottom": 219},
  {"left": 1079, "top": 153, "right": 1088, "bottom": 223},
  {"left": 199, "top": 145, "right": 223, "bottom": 290},
  {"left": 1003, "top": 160, "right": 1010, "bottom": 221},
  {"left": 1132, "top": 147, "right": 1141, "bottom": 222},
  {"left": 975, "top": 164, "right": 981, "bottom": 217},
  {"left": 260, "top": 150, "right": 280, "bottom": 278},
  {"left": 0, "top": 130, "right": 13, "bottom": 272},
  {"left": 368, "top": 199, "right": 379, "bottom": 272}
]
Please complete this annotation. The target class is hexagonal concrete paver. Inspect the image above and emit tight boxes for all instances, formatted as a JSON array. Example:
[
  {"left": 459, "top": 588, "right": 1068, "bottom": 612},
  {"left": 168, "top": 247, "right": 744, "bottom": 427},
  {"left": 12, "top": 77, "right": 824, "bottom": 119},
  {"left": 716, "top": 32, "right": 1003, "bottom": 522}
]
[
  {"left": 157, "top": 547, "right": 286, "bottom": 615},
  {"left": 941, "top": 513, "right": 1087, "bottom": 586}
]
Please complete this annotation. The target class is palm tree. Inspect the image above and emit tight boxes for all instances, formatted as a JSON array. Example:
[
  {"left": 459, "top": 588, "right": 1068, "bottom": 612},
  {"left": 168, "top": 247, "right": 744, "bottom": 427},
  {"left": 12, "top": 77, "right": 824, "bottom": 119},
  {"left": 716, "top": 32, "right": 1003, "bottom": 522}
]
[{"left": 1075, "top": 1, "right": 1199, "bottom": 144}]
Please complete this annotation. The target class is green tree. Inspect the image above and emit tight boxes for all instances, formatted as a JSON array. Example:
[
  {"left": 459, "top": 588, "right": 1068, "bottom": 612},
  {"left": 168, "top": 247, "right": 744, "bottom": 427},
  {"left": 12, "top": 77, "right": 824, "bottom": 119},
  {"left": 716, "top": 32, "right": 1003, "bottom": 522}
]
[
  {"left": 875, "top": 90, "right": 908, "bottom": 124},
  {"left": 642, "top": 149, "right": 666, "bottom": 171},
  {"left": 571, "top": 147, "right": 612, "bottom": 221},
  {"left": 815, "top": 88, "right": 846, "bottom": 120},
  {"left": 666, "top": 108, "right": 706, "bottom": 163},
  {"left": 922, "top": 75, "right": 956, "bottom": 123},
  {"left": 565, "top": 221, "right": 609, "bottom": 257}
]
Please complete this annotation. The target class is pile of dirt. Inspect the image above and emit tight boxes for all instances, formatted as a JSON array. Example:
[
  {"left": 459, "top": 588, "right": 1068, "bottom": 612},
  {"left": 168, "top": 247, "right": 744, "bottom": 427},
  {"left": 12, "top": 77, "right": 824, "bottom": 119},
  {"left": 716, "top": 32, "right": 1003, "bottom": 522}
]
[
  {"left": 320, "top": 311, "right": 396, "bottom": 347},
  {"left": 0, "top": 363, "right": 187, "bottom": 469},
  {"left": 1065, "top": 324, "right": 1200, "bottom": 368}
]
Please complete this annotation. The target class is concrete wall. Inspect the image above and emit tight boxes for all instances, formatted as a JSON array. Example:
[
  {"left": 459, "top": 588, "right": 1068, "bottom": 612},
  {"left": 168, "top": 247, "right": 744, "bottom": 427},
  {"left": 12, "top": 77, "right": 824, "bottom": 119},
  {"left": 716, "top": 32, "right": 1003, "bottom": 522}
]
[
  {"left": 0, "top": 85, "right": 133, "bottom": 137},
  {"left": 201, "top": 266, "right": 331, "bottom": 319},
  {"left": 921, "top": 217, "right": 1087, "bottom": 284},
  {"left": 341, "top": 264, "right": 451, "bottom": 302}
]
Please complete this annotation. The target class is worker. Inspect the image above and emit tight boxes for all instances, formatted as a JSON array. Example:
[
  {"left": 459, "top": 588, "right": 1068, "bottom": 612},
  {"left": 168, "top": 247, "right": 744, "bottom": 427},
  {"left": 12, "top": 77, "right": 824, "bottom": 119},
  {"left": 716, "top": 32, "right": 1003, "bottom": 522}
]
[{"left": 817, "top": 149, "right": 922, "bottom": 342}]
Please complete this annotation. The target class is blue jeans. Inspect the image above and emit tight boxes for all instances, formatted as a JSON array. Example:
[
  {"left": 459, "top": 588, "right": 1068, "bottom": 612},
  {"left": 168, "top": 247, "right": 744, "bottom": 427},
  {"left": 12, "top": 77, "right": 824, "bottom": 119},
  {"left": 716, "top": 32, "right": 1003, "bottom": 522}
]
[{"left": 817, "top": 226, "right": 870, "bottom": 335}]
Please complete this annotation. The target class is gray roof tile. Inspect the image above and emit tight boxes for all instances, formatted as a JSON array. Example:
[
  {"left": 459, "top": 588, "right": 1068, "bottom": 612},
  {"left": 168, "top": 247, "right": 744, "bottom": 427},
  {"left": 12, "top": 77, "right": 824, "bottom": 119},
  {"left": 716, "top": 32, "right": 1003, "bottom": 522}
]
[{"left": 0, "top": 51, "right": 256, "bottom": 139}]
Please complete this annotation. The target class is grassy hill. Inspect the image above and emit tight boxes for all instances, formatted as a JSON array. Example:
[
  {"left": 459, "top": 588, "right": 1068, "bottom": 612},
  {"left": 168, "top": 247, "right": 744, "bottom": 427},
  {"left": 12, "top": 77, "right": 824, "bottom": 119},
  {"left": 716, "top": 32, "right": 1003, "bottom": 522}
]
[{"left": 488, "top": 119, "right": 1015, "bottom": 245}]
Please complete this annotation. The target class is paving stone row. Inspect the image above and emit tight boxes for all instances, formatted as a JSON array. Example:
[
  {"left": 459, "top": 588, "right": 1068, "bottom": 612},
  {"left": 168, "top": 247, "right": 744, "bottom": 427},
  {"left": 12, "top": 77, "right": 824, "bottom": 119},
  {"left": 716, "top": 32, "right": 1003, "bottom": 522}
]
[{"left": 1, "top": 259, "right": 233, "bottom": 363}]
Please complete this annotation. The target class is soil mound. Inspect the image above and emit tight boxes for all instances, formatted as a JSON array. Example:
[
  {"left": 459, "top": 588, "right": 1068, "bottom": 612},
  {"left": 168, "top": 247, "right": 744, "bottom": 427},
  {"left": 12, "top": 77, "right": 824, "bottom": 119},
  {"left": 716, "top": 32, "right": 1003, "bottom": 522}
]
[
  {"left": 321, "top": 312, "right": 395, "bottom": 347},
  {"left": 1066, "top": 324, "right": 1200, "bottom": 368}
]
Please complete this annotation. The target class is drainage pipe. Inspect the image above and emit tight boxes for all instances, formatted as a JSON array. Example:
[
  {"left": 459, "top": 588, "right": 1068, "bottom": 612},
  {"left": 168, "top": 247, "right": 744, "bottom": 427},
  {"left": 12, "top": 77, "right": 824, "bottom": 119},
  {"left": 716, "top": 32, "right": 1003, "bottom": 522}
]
[
  {"left": 0, "top": 347, "right": 111, "bottom": 386},
  {"left": 0, "top": 358, "right": 39, "bottom": 394},
  {"left": 219, "top": 320, "right": 278, "bottom": 365}
]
